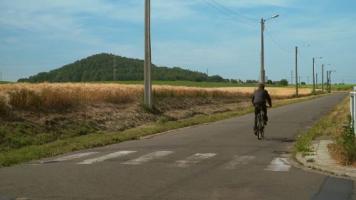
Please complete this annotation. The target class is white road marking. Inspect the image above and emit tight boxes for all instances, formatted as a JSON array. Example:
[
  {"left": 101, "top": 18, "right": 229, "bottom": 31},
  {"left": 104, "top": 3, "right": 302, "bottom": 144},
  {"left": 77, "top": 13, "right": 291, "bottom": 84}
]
[
  {"left": 265, "top": 157, "right": 291, "bottom": 172},
  {"left": 223, "top": 155, "right": 255, "bottom": 169},
  {"left": 122, "top": 151, "right": 173, "bottom": 165},
  {"left": 175, "top": 153, "right": 217, "bottom": 168},
  {"left": 41, "top": 152, "right": 99, "bottom": 163},
  {"left": 78, "top": 151, "right": 136, "bottom": 165}
]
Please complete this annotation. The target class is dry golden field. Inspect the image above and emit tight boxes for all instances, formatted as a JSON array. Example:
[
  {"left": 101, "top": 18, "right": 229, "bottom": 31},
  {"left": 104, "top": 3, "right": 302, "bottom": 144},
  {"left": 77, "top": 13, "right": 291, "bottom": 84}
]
[
  {"left": 0, "top": 83, "right": 314, "bottom": 156},
  {"left": 0, "top": 83, "right": 312, "bottom": 112}
]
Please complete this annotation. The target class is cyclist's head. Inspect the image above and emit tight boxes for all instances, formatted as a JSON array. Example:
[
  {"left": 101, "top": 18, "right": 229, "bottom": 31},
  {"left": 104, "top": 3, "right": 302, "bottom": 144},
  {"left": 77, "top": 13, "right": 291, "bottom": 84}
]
[{"left": 258, "top": 83, "right": 265, "bottom": 89}]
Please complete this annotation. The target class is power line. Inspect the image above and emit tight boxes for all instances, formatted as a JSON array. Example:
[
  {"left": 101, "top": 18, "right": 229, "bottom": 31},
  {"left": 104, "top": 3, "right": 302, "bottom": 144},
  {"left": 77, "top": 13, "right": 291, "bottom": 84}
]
[
  {"left": 264, "top": 30, "right": 292, "bottom": 55},
  {"left": 208, "top": 0, "right": 258, "bottom": 22},
  {"left": 201, "top": 0, "right": 257, "bottom": 27}
]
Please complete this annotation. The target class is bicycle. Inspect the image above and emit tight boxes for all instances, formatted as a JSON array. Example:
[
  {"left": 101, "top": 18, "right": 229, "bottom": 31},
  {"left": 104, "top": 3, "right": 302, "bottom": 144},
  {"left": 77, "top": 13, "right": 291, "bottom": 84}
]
[{"left": 255, "top": 106, "right": 267, "bottom": 140}]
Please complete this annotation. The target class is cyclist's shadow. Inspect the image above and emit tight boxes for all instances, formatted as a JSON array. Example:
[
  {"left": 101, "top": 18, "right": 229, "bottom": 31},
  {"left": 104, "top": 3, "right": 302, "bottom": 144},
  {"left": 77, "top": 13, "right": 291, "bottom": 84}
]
[{"left": 263, "top": 137, "right": 295, "bottom": 143}]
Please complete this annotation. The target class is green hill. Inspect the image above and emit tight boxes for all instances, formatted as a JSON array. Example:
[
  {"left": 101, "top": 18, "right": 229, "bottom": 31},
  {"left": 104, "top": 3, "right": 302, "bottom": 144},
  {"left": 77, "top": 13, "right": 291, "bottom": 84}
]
[{"left": 18, "top": 53, "right": 227, "bottom": 83}]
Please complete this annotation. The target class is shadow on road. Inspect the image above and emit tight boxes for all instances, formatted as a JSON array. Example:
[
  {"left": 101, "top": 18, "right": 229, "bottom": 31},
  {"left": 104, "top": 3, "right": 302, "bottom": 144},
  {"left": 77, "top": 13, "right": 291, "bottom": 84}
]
[{"left": 263, "top": 137, "right": 296, "bottom": 143}]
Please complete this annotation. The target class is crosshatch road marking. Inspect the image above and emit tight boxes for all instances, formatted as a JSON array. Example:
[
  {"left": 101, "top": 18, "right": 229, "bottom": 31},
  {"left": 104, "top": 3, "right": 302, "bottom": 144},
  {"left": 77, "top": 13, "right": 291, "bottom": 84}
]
[
  {"left": 175, "top": 153, "right": 217, "bottom": 168},
  {"left": 78, "top": 151, "right": 136, "bottom": 165},
  {"left": 40, "top": 152, "right": 99, "bottom": 164},
  {"left": 123, "top": 151, "right": 173, "bottom": 165},
  {"left": 223, "top": 155, "right": 256, "bottom": 170},
  {"left": 264, "top": 157, "right": 291, "bottom": 172}
]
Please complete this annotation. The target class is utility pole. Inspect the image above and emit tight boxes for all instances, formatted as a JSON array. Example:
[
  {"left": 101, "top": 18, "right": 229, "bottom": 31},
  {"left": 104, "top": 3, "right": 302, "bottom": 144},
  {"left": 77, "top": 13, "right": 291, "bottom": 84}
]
[
  {"left": 328, "top": 71, "right": 335, "bottom": 93},
  {"left": 260, "top": 18, "right": 265, "bottom": 84},
  {"left": 328, "top": 71, "right": 330, "bottom": 92},
  {"left": 326, "top": 70, "right": 334, "bottom": 93},
  {"left": 327, "top": 71, "right": 331, "bottom": 93},
  {"left": 321, "top": 64, "right": 324, "bottom": 92},
  {"left": 312, "top": 57, "right": 315, "bottom": 94},
  {"left": 259, "top": 15, "right": 279, "bottom": 84},
  {"left": 144, "top": 0, "right": 152, "bottom": 108},
  {"left": 295, "top": 46, "right": 298, "bottom": 96}
]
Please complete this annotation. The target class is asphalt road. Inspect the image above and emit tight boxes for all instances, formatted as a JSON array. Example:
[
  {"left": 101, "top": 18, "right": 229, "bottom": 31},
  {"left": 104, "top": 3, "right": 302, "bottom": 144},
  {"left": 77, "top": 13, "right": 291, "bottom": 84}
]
[{"left": 0, "top": 93, "right": 354, "bottom": 200}]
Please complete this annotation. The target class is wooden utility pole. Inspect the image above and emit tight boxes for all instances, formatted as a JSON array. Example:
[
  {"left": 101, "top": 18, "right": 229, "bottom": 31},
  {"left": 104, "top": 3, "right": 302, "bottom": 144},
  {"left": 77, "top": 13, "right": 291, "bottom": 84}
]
[
  {"left": 144, "top": 0, "right": 152, "bottom": 108},
  {"left": 326, "top": 71, "right": 331, "bottom": 93},
  {"left": 295, "top": 46, "right": 298, "bottom": 97}
]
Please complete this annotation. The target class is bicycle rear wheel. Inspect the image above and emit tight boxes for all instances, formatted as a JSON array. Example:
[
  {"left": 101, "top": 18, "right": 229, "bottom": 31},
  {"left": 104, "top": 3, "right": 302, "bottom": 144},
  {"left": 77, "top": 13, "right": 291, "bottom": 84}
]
[
  {"left": 259, "top": 127, "right": 264, "bottom": 140},
  {"left": 256, "top": 112, "right": 264, "bottom": 140}
]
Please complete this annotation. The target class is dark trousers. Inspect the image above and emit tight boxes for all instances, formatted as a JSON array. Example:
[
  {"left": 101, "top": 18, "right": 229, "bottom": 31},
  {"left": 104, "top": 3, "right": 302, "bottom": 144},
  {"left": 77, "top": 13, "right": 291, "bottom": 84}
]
[{"left": 254, "top": 104, "right": 268, "bottom": 129}]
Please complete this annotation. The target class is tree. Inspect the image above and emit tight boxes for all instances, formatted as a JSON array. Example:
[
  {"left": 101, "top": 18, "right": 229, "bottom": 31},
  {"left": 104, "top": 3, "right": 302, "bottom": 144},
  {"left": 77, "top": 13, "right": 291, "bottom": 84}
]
[
  {"left": 230, "top": 79, "right": 238, "bottom": 84},
  {"left": 17, "top": 53, "right": 229, "bottom": 83},
  {"left": 279, "top": 79, "right": 288, "bottom": 86},
  {"left": 246, "top": 80, "right": 258, "bottom": 84}
]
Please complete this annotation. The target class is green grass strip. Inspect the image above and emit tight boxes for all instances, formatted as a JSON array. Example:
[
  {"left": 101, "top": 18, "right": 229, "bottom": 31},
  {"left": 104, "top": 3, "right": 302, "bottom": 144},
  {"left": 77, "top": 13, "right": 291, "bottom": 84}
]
[{"left": 294, "top": 95, "right": 348, "bottom": 154}]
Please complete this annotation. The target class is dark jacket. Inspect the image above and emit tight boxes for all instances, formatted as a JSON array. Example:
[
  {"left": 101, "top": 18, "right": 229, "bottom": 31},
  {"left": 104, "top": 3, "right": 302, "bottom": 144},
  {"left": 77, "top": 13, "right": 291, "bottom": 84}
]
[{"left": 252, "top": 89, "right": 272, "bottom": 106}]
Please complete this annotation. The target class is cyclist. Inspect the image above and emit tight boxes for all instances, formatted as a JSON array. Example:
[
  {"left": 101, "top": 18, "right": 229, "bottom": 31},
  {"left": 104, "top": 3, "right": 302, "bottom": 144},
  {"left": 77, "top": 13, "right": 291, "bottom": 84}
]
[{"left": 252, "top": 83, "right": 272, "bottom": 134}]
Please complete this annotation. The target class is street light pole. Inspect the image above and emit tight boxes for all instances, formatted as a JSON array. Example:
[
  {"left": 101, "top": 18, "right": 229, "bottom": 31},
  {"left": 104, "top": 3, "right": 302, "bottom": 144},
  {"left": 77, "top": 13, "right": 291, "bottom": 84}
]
[
  {"left": 260, "top": 15, "right": 279, "bottom": 84},
  {"left": 328, "top": 70, "right": 336, "bottom": 93},
  {"left": 260, "top": 18, "right": 265, "bottom": 84},
  {"left": 144, "top": 0, "right": 152, "bottom": 109},
  {"left": 321, "top": 64, "right": 324, "bottom": 92},
  {"left": 295, "top": 46, "right": 298, "bottom": 97},
  {"left": 312, "top": 57, "right": 322, "bottom": 95},
  {"left": 312, "top": 57, "right": 315, "bottom": 94},
  {"left": 326, "top": 70, "right": 331, "bottom": 93}
]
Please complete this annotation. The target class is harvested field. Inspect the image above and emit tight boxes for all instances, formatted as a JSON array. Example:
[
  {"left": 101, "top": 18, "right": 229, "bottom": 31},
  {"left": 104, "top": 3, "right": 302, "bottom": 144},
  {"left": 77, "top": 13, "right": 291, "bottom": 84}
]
[
  {"left": 0, "top": 83, "right": 312, "bottom": 153},
  {"left": 0, "top": 83, "right": 312, "bottom": 109}
]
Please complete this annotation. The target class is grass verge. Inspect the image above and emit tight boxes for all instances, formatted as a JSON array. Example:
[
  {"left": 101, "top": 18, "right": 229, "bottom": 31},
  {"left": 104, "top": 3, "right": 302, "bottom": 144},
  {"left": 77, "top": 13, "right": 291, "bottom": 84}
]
[
  {"left": 0, "top": 94, "right": 325, "bottom": 167},
  {"left": 294, "top": 96, "right": 354, "bottom": 162},
  {"left": 336, "top": 118, "right": 356, "bottom": 165}
]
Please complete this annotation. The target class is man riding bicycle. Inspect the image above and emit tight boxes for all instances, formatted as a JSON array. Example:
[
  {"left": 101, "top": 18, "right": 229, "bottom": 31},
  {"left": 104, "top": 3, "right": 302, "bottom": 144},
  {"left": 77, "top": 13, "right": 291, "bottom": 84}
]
[{"left": 252, "top": 83, "right": 272, "bottom": 134}]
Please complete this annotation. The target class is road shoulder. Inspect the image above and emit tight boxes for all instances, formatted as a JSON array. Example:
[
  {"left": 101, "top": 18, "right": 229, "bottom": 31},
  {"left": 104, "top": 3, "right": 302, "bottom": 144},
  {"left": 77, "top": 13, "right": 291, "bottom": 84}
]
[{"left": 295, "top": 139, "right": 356, "bottom": 180}]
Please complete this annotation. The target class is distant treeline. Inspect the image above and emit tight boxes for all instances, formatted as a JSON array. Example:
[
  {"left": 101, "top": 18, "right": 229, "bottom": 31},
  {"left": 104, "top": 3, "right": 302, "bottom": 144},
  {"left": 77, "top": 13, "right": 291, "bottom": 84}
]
[{"left": 18, "top": 53, "right": 229, "bottom": 83}]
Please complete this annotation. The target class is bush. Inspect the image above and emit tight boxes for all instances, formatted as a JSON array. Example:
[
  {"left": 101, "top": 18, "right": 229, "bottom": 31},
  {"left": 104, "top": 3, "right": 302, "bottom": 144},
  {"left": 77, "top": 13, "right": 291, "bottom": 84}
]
[
  {"left": 280, "top": 79, "right": 289, "bottom": 86},
  {"left": 337, "top": 116, "right": 356, "bottom": 165}
]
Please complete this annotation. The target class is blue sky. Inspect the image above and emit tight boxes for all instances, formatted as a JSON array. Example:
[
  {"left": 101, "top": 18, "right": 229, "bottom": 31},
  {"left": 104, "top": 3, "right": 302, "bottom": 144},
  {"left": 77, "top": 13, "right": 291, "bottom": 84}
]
[{"left": 0, "top": 0, "right": 355, "bottom": 83}]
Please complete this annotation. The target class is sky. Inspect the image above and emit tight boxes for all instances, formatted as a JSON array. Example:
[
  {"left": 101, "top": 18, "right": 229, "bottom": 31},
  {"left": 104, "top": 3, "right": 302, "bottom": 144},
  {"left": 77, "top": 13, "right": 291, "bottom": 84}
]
[{"left": 0, "top": 0, "right": 355, "bottom": 83}]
